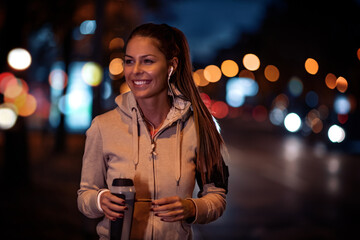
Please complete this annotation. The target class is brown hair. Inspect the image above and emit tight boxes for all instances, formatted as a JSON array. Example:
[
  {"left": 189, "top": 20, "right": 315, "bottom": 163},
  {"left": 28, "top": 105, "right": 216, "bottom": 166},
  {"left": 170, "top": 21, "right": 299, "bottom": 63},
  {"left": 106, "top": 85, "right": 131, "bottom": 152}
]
[{"left": 126, "top": 23, "right": 225, "bottom": 184}]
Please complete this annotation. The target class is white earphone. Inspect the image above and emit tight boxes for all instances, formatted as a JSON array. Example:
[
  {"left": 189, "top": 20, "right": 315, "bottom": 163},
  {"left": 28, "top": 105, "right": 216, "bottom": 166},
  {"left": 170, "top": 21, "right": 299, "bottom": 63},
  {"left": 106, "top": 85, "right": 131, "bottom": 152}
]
[{"left": 168, "top": 66, "right": 174, "bottom": 80}]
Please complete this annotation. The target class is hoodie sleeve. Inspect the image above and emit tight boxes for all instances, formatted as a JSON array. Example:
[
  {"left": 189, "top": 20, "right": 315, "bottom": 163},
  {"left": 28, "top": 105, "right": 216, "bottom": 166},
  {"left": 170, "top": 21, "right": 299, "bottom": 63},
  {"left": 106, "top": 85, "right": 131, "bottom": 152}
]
[
  {"left": 77, "top": 117, "right": 108, "bottom": 219},
  {"left": 188, "top": 161, "right": 229, "bottom": 224}
]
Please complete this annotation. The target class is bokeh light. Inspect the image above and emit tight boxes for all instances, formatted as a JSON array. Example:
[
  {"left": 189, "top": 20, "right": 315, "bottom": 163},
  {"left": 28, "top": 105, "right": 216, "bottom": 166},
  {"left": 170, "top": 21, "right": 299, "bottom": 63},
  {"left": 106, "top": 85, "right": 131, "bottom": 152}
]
[
  {"left": 273, "top": 94, "right": 289, "bottom": 110},
  {"left": 17, "top": 93, "right": 37, "bottom": 117},
  {"left": 204, "top": 65, "right": 222, "bottom": 83},
  {"left": 288, "top": 76, "right": 303, "bottom": 97},
  {"left": 306, "top": 109, "right": 323, "bottom": 134},
  {"left": 243, "top": 53, "right": 260, "bottom": 71},
  {"left": 225, "top": 77, "right": 258, "bottom": 107},
  {"left": 3, "top": 77, "right": 27, "bottom": 99},
  {"left": 357, "top": 48, "right": 360, "bottom": 61},
  {"left": 82, "top": 62, "right": 103, "bottom": 86},
  {"left": 334, "top": 95, "right": 351, "bottom": 114},
  {"left": 193, "top": 69, "right": 209, "bottom": 87},
  {"left": 336, "top": 76, "right": 348, "bottom": 93},
  {"left": 325, "top": 73, "right": 337, "bottom": 89},
  {"left": 109, "top": 37, "right": 125, "bottom": 50},
  {"left": 338, "top": 114, "right": 348, "bottom": 124},
  {"left": 221, "top": 60, "right": 239, "bottom": 77},
  {"left": 305, "top": 91, "right": 318, "bottom": 108},
  {"left": 328, "top": 125, "right": 345, "bottom": 143},
  {"left": 304, "top": 58, "right": 319, "bottom": 75},
  {"left": 284, "top": 112, "right": 302, "bottom": 132},
  {"left": 238, "top": 69, "right": 255, "bottom": 80},
  {"left": 109, "top": 58, "right": 124, "bottom": 76},
  {"left": 200, "top": 92, "right": 211, "bottom": 109},
  {"left": 252, "top": 105, "right": 267, "bottom": 122},
  {"left": 49, "top": 69, "right": 68, "bottom": 90},
  {"left": 264, "top": 65, "right": 280, "bottom": 82},
  {"left": 120, "top": 82, "right": 131, "bottom": 94},
  {"left": 211, "top": 101, "right": 229, "bottom": 119},
  {"left": 7, "top": 48, "right": 32, "bottom": 71},
  {"left": 0, "top": 103, "right": 18, "bottom": 130},
  {"left": 80, "top": 20, "right": 96, "bottom": 35},
  {"left": 269, "top": 107, "right": 286, "bottom": 126}
]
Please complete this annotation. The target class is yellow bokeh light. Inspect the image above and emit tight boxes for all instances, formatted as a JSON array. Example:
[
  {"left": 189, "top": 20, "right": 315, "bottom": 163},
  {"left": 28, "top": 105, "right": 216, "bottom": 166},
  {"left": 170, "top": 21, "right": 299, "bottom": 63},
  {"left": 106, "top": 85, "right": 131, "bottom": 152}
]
[
  {"left": 357, "top": 48, "right": 360, "bottom": 61},
  {"left": 109, "top": 37, "right": 125, "bottom": 51},
  {"left": 109, "top": 58, "right": 124, "bottom": 76},
  {"left": 193, "top": 69, "right": 209, "bottom": 87},
  {"left": 82, "top": 62, "right": 103, "bottom": 86},
  {"left": 305, "top": 58, "right": 319, "bottom": 75},
  {"left": 7, "top": 48, "right": 32, "bottom": 71},
  {"left": 120, "top": 82, "right": 131, "bottom": 94},
  {"left": 204, "top": 65, "right": 222, "bottom": 83},
  {"left": 243, "top": 53, "right": 260, "bottom": 71},
  {"left": 336, "top": 76, "right": 348, "bottom": 93},
  {"left": 221, "top": 60, "right": 239, "bottom": 77},
  {"left": 325, "top": 73, "right": 337, "bottom": 89},
  {"left": 264, "top": 65, "right": 280, "bottom": 82}
]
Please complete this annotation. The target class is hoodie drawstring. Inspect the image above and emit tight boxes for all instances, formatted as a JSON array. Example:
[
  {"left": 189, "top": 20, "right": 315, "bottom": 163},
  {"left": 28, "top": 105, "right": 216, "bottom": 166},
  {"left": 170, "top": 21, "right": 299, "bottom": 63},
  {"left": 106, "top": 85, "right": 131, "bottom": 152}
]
[
  {"left": 175, "top": 120, "right": 182, "bottom": 186},
  {"left": 131, "top": 108, "right": 139, "bottom": 170}
]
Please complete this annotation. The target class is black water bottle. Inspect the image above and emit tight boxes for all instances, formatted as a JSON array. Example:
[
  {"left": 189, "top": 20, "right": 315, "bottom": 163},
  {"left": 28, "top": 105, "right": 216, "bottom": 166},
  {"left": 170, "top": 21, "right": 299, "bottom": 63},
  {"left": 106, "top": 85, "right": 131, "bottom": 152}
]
[{"left": 110, "top": 178, "right": 136, "bottom": 240}]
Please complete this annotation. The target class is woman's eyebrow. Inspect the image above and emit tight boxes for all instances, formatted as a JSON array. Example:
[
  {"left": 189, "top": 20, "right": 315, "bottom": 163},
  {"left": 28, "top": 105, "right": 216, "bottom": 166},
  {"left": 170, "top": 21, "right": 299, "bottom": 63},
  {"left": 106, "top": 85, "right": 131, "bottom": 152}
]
[{"left": 124, "top": 54, "right": 156, "bottom": 58}]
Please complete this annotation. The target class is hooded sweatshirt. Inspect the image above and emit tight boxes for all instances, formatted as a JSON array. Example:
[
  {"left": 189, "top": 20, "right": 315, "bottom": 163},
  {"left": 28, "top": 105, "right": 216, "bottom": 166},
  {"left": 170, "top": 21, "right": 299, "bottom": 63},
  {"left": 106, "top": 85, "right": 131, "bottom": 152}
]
[{"left": 77, "top": 91, "right": 228, "bottom": 240}]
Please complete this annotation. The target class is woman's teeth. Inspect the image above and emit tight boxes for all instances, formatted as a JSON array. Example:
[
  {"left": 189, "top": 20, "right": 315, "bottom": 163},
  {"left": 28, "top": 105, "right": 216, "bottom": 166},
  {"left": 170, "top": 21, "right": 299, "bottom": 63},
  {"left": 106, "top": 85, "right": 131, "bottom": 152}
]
[{"left": 134, "top": 80, "right": 150, "bottom": 85}]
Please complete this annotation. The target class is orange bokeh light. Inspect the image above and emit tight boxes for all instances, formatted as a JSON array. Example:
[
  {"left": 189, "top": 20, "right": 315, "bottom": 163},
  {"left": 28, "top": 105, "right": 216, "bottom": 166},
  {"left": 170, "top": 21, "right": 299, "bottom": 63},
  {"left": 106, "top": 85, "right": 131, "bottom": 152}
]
[
  {"left": 305, "top": 58, "right": 319, "bottom": 75},
  {"left": 109, "top": 58, "right": 124, "bottom": 76},
  {"left": 193, "top": 69, "right": 209, "bottom": 87},
  {"left": 325, "top": 73, "right": 337, "bottom": 89},
  {"left": 264, "top": 65, "right": 280, "bottom": 82},
  {"left": 221, "top": 60, "right": 239, "bottom": 77},
  {"left": 336, "top": 76, "right": 348, "bottom": 93},
  {"left": 238, "top": 69, "right": 255, "bottom": 80},
  {"left": 204, "top": 65, "right": 222, "bottom": 83}
]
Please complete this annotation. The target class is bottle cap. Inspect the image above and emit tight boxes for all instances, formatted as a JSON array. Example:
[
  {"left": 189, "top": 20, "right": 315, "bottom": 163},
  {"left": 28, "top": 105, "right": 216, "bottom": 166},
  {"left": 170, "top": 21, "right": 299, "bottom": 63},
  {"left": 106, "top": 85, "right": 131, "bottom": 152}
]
[{"left": 112, "top": 178, "right": 134, "bottom": 186}]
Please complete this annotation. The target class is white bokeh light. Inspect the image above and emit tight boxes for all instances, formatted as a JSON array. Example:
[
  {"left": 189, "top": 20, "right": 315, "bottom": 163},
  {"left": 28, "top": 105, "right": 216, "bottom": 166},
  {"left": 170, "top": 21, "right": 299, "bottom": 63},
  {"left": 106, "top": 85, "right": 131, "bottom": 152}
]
[
  {"left": 284, "top": 113, "right": 302, "bottom": 132},
  {"left": 7, "top": 48, "right": 32, "bottom": 70},
  {"left": 328, "top": 125, "right": 345, "bottom": 143}
]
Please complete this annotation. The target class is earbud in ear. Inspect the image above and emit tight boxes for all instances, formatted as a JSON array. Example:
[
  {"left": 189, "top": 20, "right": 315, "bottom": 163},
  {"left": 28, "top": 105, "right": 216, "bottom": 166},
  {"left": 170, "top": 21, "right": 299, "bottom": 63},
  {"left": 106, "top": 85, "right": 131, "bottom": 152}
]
[{"left": 169, "top": 67, "right": 174, "bottom": 78}]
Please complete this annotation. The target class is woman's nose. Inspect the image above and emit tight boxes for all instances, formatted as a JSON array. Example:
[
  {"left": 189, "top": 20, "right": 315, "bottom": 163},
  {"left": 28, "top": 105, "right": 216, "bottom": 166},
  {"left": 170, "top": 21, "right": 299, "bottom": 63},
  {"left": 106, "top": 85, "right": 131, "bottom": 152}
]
[{"left": 133, "top": 62, "right": 143, "bottom": 74}]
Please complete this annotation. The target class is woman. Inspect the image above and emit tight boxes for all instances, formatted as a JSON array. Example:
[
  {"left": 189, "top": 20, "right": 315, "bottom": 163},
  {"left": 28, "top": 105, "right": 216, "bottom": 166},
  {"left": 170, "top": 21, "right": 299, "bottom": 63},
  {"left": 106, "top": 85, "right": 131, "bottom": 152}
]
[{"left": 77, "top": 23, "right": 229, "bottom": 240}]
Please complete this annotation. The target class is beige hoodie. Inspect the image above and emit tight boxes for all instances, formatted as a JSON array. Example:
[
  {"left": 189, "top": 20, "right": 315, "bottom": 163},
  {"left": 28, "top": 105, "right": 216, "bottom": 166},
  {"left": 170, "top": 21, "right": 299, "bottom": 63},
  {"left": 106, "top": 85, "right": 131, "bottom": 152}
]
[{"left": 77, "top": 91, "right": 228, "bottom": 240}]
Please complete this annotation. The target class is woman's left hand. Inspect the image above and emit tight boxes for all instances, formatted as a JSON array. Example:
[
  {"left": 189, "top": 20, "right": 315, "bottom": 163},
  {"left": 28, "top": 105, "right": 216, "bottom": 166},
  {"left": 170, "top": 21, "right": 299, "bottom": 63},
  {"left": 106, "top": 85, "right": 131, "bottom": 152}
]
[{"left": 152, "top": 196, "right": 196, "bottom": 222}]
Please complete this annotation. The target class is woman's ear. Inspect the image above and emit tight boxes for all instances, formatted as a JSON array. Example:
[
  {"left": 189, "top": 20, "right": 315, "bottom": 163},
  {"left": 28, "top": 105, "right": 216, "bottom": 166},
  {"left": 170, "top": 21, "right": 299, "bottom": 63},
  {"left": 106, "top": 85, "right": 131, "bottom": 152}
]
[{"left": 168, "top": 57, "right": 179, "bottom": 76}]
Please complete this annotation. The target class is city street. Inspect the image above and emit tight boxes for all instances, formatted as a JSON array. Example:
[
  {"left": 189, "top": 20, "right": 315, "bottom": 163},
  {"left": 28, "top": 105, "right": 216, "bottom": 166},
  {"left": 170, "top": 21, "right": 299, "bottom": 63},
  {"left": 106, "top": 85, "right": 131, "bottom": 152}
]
[{"left": 1, "top": 118, "right": 359, "bottom": 239}]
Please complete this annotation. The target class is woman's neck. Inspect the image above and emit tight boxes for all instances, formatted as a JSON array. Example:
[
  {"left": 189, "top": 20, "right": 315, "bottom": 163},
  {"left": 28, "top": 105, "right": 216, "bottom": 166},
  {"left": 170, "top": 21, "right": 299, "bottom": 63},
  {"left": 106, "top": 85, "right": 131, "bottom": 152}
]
[{"left": 136, "top": 94, "right": 171, "bottom": 129}]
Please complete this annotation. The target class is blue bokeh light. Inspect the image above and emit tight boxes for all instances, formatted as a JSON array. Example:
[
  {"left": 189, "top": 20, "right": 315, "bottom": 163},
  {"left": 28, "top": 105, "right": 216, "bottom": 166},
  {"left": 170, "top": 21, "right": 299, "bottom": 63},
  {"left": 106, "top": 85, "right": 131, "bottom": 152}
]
[{"left": 334, "top": 95, "right": 351, "bottom": 114}]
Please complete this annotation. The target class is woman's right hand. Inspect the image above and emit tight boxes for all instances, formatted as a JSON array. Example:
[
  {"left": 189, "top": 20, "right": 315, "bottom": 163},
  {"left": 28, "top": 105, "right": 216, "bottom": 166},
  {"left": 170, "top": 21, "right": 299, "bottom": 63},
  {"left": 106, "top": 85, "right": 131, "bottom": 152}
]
[{"left": 100, "top": 191, "right": 128, "bottom": 221}]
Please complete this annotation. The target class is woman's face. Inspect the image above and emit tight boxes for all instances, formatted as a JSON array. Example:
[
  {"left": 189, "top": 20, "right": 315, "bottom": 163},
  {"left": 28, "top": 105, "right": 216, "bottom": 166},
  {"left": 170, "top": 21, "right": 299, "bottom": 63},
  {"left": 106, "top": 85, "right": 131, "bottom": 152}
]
[{"left": 124, "top": 36, "right": 169, "bottom": 100}]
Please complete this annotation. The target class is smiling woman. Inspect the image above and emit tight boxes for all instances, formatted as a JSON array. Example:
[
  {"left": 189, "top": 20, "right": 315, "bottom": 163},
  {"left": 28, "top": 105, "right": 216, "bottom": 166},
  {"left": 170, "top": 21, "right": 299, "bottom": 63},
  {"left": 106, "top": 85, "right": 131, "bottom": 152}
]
[{"left": 77, "top": 23, "right": 229, "bottom": 240}]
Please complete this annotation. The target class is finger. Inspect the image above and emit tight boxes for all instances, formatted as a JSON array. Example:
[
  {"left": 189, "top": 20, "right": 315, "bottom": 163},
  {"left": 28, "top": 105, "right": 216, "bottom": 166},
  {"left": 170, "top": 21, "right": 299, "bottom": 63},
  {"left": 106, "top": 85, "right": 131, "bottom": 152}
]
[
  {"left": 155, "top": 209, "right": 183, "bottom": 218},
  {"left": 152, "top": 201, "right": 182, "bottom": 212},
  {"left": 160, "top": 215, "right": 184, "bottom": 222},
  {"left": 152, "top": 196, "right": 180, "bottom": 206},
  {"left": 107, "top": 194, "right": 125, "bottom": 205}
]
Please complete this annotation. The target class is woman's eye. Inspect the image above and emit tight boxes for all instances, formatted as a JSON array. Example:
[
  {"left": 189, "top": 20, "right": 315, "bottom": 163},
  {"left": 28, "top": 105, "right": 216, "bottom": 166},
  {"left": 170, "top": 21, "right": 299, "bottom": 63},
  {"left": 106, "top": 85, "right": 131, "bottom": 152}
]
[
  {"left": 125, "top": 59, "right": 133, "bottom": 65},
  {"left": 144, "top": 59, "right": 154, "bottom": 64}
]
